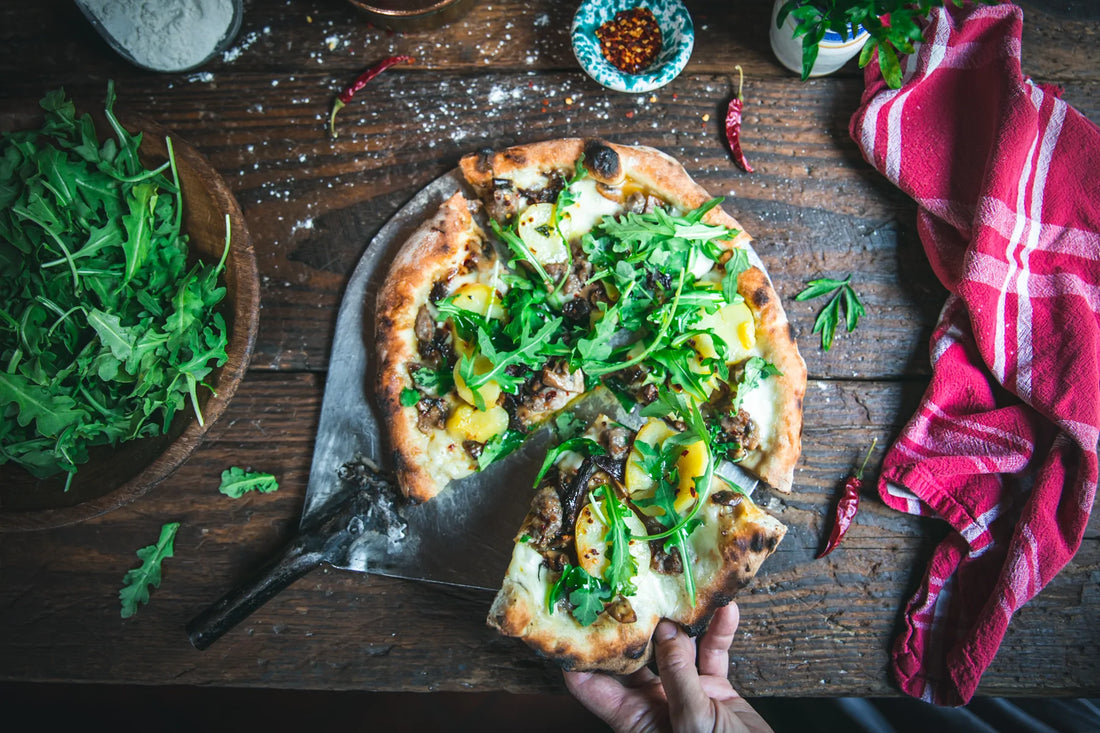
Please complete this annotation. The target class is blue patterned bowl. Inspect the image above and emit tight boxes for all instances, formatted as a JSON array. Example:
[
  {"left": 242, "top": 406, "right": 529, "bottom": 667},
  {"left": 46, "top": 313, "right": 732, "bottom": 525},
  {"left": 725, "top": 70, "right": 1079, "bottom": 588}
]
[{"left": 571, "top": 0, "right": 694, "bottom": 94}]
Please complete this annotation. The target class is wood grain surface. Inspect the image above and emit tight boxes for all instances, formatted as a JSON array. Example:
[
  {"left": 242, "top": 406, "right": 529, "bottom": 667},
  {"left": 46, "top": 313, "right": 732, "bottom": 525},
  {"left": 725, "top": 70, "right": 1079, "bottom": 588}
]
[{"left": 0, "top": 0, "right": 1097, "bottom": 697}]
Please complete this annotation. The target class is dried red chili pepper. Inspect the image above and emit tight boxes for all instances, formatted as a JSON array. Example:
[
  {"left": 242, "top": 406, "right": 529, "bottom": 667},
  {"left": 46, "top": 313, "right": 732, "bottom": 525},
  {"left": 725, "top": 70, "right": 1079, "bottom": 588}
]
[
  {"left": 329, "top": 55, "right": 414, "bottom": 139},
  {"left": 724, "top": 65, "right": 754, "bottom": 173},
  {"left": 817, "top": 439, "right": 877, "bottom": 558}
]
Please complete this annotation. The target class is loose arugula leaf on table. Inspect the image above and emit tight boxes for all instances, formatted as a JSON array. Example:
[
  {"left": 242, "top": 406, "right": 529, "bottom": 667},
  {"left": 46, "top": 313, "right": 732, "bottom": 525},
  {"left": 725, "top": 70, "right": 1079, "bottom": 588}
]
[
  {"left": 0, "top": 84, "right": 230, "bottom": 487},
  {"left": 795, "top": 275, "right": 865, "bottom": 351},
  {"left": 119, "top": 522, "right": 180, "bottom": 618},
  {"left": 218, "top": 467, "right": 280, "bottom": 498}
]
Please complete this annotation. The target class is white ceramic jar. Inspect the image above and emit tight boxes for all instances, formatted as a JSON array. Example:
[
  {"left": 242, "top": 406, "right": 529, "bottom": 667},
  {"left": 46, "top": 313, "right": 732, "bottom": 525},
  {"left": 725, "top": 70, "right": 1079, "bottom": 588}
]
[{"left": 769, "top": 0, "right": 870, "bottom": 78}]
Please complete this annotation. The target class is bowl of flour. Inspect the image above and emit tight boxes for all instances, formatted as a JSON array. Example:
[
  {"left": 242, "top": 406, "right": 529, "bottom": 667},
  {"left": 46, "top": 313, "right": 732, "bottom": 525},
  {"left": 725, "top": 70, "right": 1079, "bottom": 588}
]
[{"left": 75, "top": 0, "right": 243, "bottom": 73}]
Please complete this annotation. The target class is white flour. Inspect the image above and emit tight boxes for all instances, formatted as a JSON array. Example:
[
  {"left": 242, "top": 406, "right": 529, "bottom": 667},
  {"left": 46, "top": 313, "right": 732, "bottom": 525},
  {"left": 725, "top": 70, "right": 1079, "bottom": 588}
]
[{"left": 81, "top": 0, "right": 236, "bottom": 72}]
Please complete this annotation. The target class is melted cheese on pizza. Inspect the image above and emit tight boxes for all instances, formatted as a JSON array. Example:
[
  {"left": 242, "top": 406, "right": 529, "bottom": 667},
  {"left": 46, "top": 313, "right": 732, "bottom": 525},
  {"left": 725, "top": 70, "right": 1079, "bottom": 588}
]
[{"left": 557, "top": 178, "right": 623, "bottom": 240}]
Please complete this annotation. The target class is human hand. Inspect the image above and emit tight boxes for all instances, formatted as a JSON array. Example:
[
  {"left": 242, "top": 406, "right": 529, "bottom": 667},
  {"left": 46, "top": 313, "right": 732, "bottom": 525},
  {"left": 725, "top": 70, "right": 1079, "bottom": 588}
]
[{"left": 563, "top": 603, "right": 773, "bottom": 733}]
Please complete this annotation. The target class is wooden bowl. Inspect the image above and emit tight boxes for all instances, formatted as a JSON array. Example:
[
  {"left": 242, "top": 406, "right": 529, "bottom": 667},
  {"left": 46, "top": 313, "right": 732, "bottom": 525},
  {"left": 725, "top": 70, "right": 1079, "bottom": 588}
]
[{"left": 0, "top": 114, "right": 259, "bottom": 531}]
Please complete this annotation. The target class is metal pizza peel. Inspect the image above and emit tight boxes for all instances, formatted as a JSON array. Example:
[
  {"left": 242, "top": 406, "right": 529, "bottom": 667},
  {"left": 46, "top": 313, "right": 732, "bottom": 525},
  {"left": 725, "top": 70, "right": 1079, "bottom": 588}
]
[
  {"left": 186, "top": 171, "right": 760, "bottom": 650},
  {"left": 186, "top": 171, "right": 536, "bottom": 649}
]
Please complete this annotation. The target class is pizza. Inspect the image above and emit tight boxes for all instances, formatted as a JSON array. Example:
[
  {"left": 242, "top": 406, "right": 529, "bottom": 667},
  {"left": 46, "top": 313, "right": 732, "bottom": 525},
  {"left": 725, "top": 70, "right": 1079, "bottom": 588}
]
[{"left": 374, "top": 138, "right": 806, "bottom": 672}]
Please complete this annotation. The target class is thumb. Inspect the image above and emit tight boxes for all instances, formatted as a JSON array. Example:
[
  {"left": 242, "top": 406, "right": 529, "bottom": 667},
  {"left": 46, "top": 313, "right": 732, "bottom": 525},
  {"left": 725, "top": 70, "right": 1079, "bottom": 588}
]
[
  {"left": 563, "top": 671, "right": 631, "bottom": 727},
  {"left": 654, "top": 620, "right": 711, "bottom": 730}
]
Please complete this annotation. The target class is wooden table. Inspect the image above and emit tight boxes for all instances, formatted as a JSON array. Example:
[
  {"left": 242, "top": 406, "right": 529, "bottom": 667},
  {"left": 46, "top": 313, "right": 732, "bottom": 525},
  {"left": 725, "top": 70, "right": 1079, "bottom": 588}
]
[{"left": 1, "top": 0, "right": 1097, "bottom": 698}]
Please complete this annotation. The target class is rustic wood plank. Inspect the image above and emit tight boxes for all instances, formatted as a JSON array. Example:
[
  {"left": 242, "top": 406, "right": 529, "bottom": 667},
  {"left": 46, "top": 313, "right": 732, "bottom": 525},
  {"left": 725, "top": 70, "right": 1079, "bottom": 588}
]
[{"left": 1, "top": 373, "right": 1096, "bottom": 696}]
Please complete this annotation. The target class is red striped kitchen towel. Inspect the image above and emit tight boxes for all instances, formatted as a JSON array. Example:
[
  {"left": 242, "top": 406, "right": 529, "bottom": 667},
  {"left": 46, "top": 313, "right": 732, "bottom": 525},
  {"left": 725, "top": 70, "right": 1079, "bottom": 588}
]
[{"left": 849, "top": 3, "right": 1100, "bottom": 706}]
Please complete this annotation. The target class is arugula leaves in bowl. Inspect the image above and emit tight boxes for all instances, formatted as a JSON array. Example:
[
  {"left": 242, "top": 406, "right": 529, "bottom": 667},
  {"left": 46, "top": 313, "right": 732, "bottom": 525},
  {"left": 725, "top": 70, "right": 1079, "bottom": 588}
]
[{"left": 0, "top": 84, "right": 259, "bottom": 530}]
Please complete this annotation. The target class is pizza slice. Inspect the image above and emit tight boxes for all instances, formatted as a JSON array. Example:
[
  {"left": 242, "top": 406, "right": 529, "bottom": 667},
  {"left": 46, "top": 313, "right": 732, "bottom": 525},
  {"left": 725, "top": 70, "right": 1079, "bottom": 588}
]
[
  {"left": 375, "top": 192, "right": 503, "bottom": 503},
  {"left": 488, "top": 406, "right": 787, "bottom": 673}
]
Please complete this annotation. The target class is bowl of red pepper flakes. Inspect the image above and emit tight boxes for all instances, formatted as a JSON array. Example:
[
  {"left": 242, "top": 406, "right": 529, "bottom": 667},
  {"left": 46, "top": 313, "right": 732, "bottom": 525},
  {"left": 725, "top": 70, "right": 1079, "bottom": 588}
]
[{"left": 571, "top": 0, "right": 694, "bottom": 94}]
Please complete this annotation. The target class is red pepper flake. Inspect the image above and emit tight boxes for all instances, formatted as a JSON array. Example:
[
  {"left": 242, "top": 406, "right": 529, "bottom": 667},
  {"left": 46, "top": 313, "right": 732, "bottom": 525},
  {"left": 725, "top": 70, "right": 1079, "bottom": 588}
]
[
  {"left": 625, "top": 110, "right": 634, "bottom": 119},
  {"left": 724, "top": 65, "right": 753, "bottom": 173},
  {"left": 595, "top": 7, "right": 662, "bottom": 75},
  {"left": 329, "top": 55, "right": 414, "bottom": 139},
  {"left": 817, "top": 439, "right": 877, "bottom": 558}
]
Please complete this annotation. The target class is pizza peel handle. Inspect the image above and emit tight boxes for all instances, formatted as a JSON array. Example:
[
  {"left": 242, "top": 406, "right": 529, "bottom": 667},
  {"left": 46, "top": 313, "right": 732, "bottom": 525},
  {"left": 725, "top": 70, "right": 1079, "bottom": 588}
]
[
  {"left": 187, "top": 172, "right": 495, "bottom": 649},
  {"left": 186, "top": 532, "right": 329, "bottom": 650}
]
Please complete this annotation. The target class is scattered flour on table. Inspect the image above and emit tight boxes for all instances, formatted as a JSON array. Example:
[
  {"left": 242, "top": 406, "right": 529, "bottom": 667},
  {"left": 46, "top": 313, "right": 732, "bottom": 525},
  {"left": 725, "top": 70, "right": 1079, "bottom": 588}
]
[
  {"left": 81, "top": 0, "right": 236, "bottom": 71},
  {"left": 223, "top": 26, "right": 269, "bottom": 63}
]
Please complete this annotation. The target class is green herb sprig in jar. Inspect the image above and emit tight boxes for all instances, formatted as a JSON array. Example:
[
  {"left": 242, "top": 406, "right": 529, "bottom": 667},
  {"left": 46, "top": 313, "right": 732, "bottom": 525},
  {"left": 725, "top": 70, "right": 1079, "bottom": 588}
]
[{"left": 778, "top": 0, "right": 998, "bottom": 88}]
